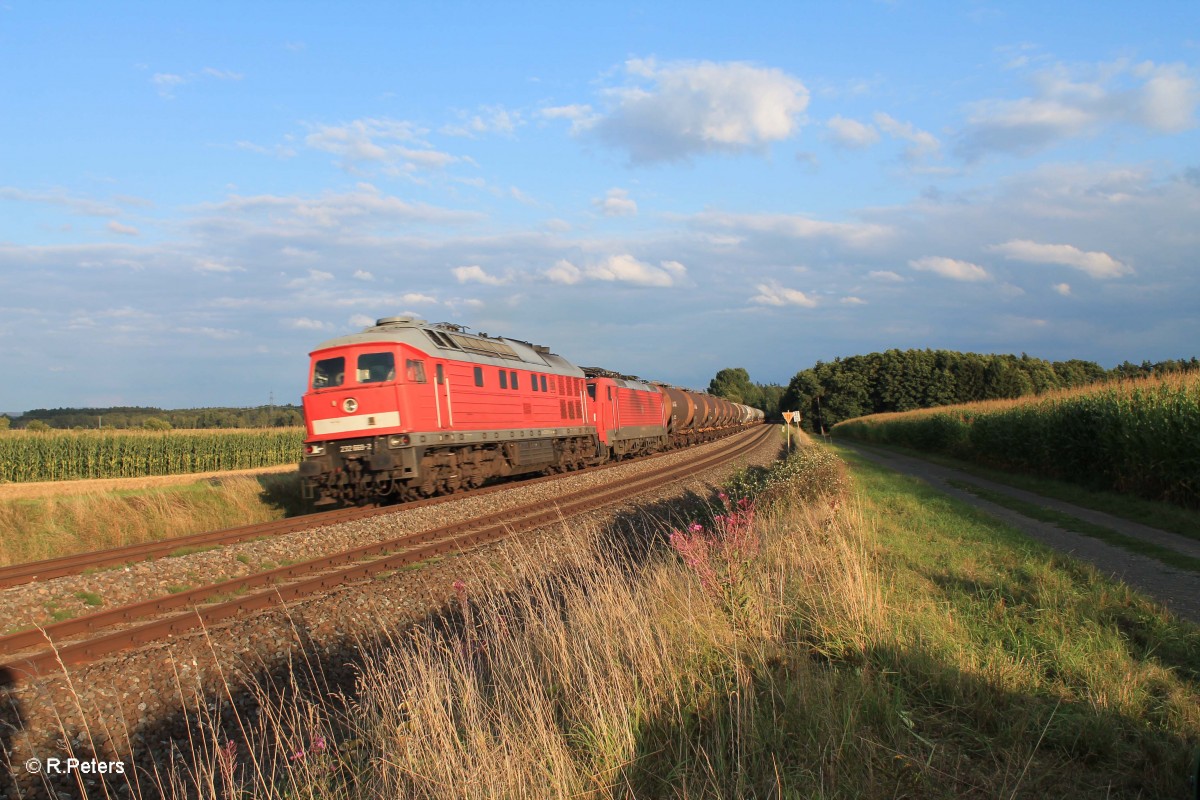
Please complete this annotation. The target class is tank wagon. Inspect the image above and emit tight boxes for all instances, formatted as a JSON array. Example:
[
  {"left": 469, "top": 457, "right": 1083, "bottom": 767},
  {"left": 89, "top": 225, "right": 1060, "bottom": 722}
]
[{"left": 299, "top": 317, "right": 763, "bottom": 506}]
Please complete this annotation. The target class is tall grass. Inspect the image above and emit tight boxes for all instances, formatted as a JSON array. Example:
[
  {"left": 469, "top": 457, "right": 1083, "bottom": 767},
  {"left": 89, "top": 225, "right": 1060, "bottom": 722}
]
[
  {"left": 834, "top": 372, "right": 1200, "bottom": 508},
  {"left": 64, "top": 443, "right": 1192, "bottom": 799},
  {"left": 0, "top": 472, "right": 301, "bottom": 566},
  {"left": 0, "top": 428, "right": 304, "bottom": 483}
]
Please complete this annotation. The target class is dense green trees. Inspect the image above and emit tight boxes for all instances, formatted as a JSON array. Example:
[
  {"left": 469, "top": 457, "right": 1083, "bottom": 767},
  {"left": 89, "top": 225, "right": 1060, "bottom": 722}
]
[
  {"left": 707, "top": 368, "right": 786, "bottom": 417},
  {"left": 774, "top": 350, "right": 1198, "bottom": 433}
]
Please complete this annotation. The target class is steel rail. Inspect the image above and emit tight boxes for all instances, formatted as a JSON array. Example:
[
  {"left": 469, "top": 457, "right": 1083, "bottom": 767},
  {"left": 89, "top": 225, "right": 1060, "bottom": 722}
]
[
  {"left": 0, "top": 427, "right": 756, "bottom": 591},
  {"left": 0, "top": 427, "right": 771, "bottom": 682}
]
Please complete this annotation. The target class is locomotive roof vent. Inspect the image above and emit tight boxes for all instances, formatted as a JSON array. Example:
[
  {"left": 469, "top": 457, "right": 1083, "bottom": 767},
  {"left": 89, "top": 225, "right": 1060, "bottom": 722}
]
[{"left": 375, "top": 316, "right": 425, "bottom": 327}]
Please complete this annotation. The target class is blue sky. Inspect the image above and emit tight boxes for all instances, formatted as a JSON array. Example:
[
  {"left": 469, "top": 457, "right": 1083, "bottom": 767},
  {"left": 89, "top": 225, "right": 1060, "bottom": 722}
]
[{"left": 2, "top": 1, "right": 1198, "bottom": 411}]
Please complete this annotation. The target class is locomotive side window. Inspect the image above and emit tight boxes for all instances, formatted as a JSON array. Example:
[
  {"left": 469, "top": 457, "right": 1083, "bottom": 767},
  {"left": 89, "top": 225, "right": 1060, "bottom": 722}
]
[
  {"left": 358, "top": 352, "right": 395, "bottom": 384},
  {"left": 436, "top": 364, "right": 445, "bottom": 385},
  {"left": 406, "top": 359, "right": 427, "bottom": 383},
  {"left": 312, "top": 357, "right": 345, "bottom": 389},
  {"left": 540, "top": 375, "right": 547, "bottom": 392},
  {"left": 510, "top": 371, "right": 518, "bottom": 390},
  {"left": 474, "top": 366, "right": 484, "bottom": 387},
  {"left": 531, "top": 374, "right": 539, "bottom": 392},
  {"left": 499, "top": 370, "right": 508, "bottom": 389},
  {"left": 587, "top": 384, "right": 596, "bottom": 400}
]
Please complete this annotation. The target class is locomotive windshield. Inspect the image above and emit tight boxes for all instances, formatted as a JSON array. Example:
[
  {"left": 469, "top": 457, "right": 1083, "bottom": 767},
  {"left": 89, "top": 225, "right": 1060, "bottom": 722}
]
[
  {"left": 312, "top": 357, "right": 345, "bottom": 389},
  {"left": 357, "top": 352, "right": 395, "bottom": 383}
]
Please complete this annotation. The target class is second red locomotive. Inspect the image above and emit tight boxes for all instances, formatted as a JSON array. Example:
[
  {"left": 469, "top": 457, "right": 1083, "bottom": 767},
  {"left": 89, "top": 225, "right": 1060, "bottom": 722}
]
[{"left": 299, "top": 317, "right": 763, "bottom": 506}]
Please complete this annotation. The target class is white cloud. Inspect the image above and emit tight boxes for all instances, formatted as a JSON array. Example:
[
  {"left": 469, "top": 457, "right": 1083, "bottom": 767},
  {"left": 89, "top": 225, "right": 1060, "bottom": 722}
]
[
  {"left": 106, "top": 221, "right": 139, "bottom": 236},
  {"left": 990, "top": 239, "right": 1132, "bottom": 279},
  {"left": 452, "top": 265, "right": 511, "bottom": 286},
  {"left": 840, "top": 296, "right": 867, "bottom": 305},
  {"left": 868, "top": 270, "right": 905, "bottom": 282},
  {"left": 286, "top": 269, "right": 334, "bottom": 288},
  {"left": 0, "top": 186, "right": 121, "bottom": 217},
  {"left": 442, "top": 105, "right": 523, "bottom": 137},
  {"left": 151, "top": 68, "right": 242, "bottom": 98},
  {"left": 545, "top": 259, "right": 584, "bottom": 285},
  {"left": 304, "top": 118, "right": 460, "bottom": 173},
  {"left": 593, "top": 58, "right": 810, "bottom": 163},
  {"left": 874, "top": 112, "right": 941, "bottom": 162},
  {"left": 750, "top": 280, "right": 817, "bottom": 308},
  {"left": 544, "top": 256, "right": 686, "bottom": 287},
  {"left": 826, "top": 115, "right": 880, "bottom": 149},
  {"left": 958, "top": 59, "right": 1199, "bottom": 159},
  {"left": 195, "top": 258, "right": 244, "bottom": 274},
  {"left": 199, "top": 186, "right": 481, "bottom": 231},
  {"left": 908, "top": 256, "right": 991, "bottom": 282},
  {"left": 353, "top": 270, "right": 374, "bottom": 281},
  {"left": 588, "top": 254, "right": 686, "bottom": 287},
  {"left": 596, "top": 188, "right": 637, "bottom": 217},
  {"left": 289, "top": 317, "right": 333, "bottom": 330},
  {"left": 692, "top": 210, "right": 893, "bottom": 248},
  {"left": 1053, "top": 282, "right": 1072, "bottom": 296}
]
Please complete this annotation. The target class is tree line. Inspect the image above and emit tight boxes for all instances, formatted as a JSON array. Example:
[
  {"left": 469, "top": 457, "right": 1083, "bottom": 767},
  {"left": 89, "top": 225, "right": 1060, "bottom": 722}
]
[
  {"left": 706, "top": 352, "right": 1199, "bottom": 432},
  {"left": 1, "top": 405, "right": 304, "bottom": 431}
]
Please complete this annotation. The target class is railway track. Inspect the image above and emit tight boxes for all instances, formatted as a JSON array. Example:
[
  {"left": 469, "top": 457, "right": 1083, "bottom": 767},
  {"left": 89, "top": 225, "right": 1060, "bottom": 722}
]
[
  {"left": 0, "top": 427, "right": 756, "bottom": 592},
  {"left": 0, "top": 426, "right": 771, "bottom": 684}
]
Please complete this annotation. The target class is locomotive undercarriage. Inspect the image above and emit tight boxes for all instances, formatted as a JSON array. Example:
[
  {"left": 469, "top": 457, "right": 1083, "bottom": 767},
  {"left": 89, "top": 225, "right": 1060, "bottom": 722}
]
[
  {"left": 302, "top": 433, "right": 605, "bottom": 507},
  {"left": 302, "top": 425, "right": 753, "bottom": 507}
]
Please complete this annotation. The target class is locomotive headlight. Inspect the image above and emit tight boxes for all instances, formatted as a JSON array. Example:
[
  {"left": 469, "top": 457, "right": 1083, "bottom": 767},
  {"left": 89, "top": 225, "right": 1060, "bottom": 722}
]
[
  {"left": 305, "top": 443, "right": 325, "bottom": 456},
  {"left": 343, "top": 398, "right": 359, "bottom": 413},
  {"left": 387, "top": 434, "right": 410, "bottom": 448}
]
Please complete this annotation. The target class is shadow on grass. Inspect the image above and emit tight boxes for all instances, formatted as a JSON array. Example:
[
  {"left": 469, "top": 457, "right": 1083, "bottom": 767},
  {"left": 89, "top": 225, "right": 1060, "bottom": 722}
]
[
  {"left": 254, "top": 471, "right": 307, "bottom": 518},
  {"left": 621, "top": 640, "right": 1199, "bottom": 799}
]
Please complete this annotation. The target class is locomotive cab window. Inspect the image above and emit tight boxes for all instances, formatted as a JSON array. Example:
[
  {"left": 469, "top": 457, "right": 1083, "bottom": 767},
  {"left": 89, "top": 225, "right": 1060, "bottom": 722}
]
[
  {"left": 406, "top": 359, "right": 427, "bottom": 383},
  {"left": 312, "top": 357, "right": 345, "bottom": 389},
  {"left": 587, "top": 384, "right": 596, "bottom": 400},
  {"left": 357, "top": 352, "right": 395, "bottom": 384}
]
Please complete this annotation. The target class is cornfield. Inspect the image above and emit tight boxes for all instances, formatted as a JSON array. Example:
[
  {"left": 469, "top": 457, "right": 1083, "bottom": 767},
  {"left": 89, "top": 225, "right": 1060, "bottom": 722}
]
[
  {"left": 834, "top": 372, "right": 1200, "bottom": 508},
  {"left": 0, "top": 428, "right": 304, "bottom": 483}
]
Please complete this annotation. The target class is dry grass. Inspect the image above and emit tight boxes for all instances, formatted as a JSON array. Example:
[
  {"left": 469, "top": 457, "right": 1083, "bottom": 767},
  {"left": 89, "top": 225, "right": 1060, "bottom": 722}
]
[{"left": 0, "top": 470, "right": 300, "bottom": 566}]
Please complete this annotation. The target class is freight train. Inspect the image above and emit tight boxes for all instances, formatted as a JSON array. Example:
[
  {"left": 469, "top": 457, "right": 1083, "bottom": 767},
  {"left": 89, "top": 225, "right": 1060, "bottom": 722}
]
[{"left": 299, "top": 316, "right": 764, "bottom": 506}]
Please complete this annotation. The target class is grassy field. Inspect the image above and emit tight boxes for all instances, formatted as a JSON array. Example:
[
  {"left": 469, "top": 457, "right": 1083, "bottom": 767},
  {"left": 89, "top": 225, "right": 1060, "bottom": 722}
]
[
  {"left": 0, "top": 427, "right": 304, "bottom": 483},
  {"left": 833, "top": 372, "right": 1200, "bottom": 509},
  {"left": 126, "top": 444, "right": 1199, "bottom": 799},
  {"left": 0, "top": 469, "right": 303, "bottom": 566}
]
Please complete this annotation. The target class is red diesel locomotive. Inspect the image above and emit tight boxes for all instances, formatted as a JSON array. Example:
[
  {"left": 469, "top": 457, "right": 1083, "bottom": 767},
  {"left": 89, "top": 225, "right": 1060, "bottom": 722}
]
[{"left": 299, "top": 316, "right": 763, "bottom": 506}]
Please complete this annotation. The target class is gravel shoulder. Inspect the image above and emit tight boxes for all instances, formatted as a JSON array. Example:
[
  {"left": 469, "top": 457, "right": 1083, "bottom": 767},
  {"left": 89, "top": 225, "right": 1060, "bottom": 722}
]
[{"left": 837, "top": 441, "right": 1200, "bottom": 625}]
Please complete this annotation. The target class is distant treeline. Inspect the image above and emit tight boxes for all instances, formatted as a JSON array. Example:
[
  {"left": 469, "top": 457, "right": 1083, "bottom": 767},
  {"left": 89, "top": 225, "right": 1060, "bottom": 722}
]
[
  {"left": 703, "top": 353, "right": 1199, "bottom": 432},
  {"left": 780, "top": 352, "right": 1200, "bottom": 432},
  {"left": 1, "top": 405, "right": 304, "bottom": 431}
]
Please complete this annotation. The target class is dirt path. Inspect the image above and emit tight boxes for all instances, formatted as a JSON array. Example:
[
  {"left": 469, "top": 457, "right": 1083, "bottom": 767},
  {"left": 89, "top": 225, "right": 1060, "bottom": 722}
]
[{"left": 837, "top": 441, "right": 1200, "bottom": 625}]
